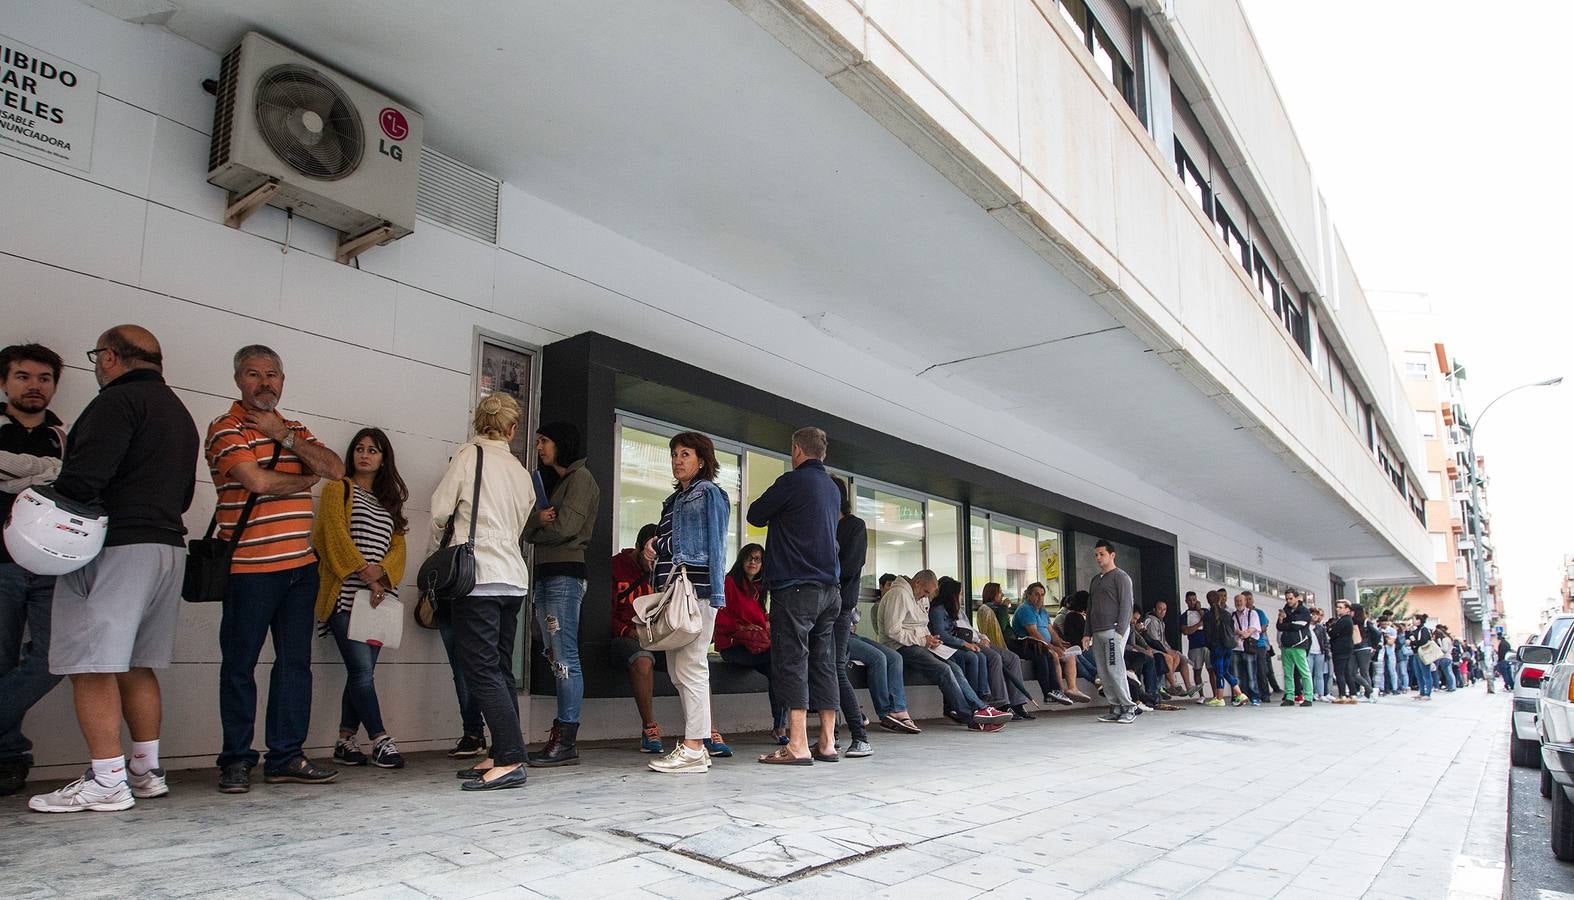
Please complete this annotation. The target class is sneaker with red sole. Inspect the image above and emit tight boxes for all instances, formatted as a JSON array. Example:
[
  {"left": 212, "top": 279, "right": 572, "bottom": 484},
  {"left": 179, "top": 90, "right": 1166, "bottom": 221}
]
[
  {"left": 967, "top": 722, "right": 1007, "bottom": 732},
  {"left": 972, "top": 707, "right": 1012, "bottom": 724}
]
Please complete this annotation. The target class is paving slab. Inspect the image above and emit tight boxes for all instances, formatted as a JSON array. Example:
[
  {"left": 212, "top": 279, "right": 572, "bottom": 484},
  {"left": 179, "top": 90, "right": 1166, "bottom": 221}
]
[{"left": 0, "top": 688, "right": 1510, "bottom": 898}]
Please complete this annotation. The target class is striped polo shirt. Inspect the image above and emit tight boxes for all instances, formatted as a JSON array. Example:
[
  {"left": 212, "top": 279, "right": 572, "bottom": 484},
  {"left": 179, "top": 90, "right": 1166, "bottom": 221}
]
[{"left": 206, "top": 401, "right": 322, "bottom": 573}]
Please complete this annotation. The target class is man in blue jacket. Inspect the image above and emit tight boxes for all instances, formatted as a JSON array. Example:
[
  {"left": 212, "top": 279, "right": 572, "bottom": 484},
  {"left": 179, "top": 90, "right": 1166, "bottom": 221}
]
[{"left": 746, "top": 426, "right": 841, "bottom": 764}]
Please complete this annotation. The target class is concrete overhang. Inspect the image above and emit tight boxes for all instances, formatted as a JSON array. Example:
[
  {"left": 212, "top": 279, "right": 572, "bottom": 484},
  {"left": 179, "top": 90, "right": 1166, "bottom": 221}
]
[{"left": 152, "top": 0, "right": 1428, "bottom": 582}]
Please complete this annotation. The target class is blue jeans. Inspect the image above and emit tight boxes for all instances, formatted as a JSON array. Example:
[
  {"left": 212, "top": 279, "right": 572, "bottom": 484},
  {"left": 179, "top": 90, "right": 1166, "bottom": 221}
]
[
  {"left": 1397, "top": 651, "right": 1412, "bottom": 690},
  {"left": 1309, "top": 652, "right": 1329, "bottom": 696},
  {"left": 1233, "top": 649, "right": 1258, "bottom": 700},
  {"left": 217, "top": 564, "right": 318, "bottom": 770},
  {"left": 1436, "top": 659, "right": 1457, "bottom": 690},
  {"left": 327, "top": 610, "right": 385, "bottom": 738},
  {"left": 0, "top": 564, "right": 61, "bottom": 763},
  {"left": 1076, "top": 650, "right": 1097, "bottom": 684},
  {"left": 1381, "top": 647, "right": 1398, "bottom": 692},
  {"left": 1412, "top": 654, "right": 1434, "bottom": 696},
  {"left": 896, "top": 645, "right": 983, "bottom": 716},
  {"left": 533, "top": 576, "right": 586, "bottom": 724},
  {"left": 438, "top": 613, "right": 485, "bottom": 737},
  {"left": 952, "top": 647, "right": 990, "bottom": 701},
  {"left": 849, "top": 634, "right": 907, "bottom": 717}
]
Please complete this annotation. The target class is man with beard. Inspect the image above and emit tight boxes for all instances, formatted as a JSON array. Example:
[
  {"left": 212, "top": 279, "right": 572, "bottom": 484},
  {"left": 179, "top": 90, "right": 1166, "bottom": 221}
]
[
  {"left": 207, "top": 345, "right": 344, "bottom": 794},
  {"left": 0, "top": 343, "right": 67, "bottom": 796}
]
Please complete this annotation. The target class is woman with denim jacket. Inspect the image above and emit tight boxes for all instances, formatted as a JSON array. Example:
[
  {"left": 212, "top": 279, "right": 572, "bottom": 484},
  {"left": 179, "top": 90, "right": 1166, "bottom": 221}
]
[{"left": 644, "top": 431, "right": 730, "bottom": 774}]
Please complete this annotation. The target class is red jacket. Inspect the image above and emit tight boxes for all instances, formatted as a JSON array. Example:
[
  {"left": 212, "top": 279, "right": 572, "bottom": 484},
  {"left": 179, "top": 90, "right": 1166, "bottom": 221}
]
[
  {"left": 716, "top": 575, "right": 769, "bottom": 652},
  {"left": 610, "top": 548, "right": 654, "bottom": 640}
]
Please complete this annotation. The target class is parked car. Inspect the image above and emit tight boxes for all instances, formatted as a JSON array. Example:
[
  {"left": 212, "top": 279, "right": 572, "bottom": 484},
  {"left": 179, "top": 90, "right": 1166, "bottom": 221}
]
[
  {"left": 1513, "top": 613, "right": 1574, "bottom": 768},
  {"left": 1523, "top": 631, "right": 1574, "bottom": 861}
]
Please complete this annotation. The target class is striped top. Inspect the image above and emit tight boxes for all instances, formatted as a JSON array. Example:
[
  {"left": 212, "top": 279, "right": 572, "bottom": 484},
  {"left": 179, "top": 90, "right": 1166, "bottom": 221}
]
[
  {"left": 653, "top": 501, "right": 710, "bottom": 600},
  {"left": 334, "top": 484, "right": 397, "bottom": 615},
  {"left": 206, "top": 401, "right": 322, "bottom": 574}
]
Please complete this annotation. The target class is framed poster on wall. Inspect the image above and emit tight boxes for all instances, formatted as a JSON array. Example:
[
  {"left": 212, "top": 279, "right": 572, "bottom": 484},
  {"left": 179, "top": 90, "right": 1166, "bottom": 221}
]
[{"left": 475, "top": 332, "right": 539, "bottom": 467}]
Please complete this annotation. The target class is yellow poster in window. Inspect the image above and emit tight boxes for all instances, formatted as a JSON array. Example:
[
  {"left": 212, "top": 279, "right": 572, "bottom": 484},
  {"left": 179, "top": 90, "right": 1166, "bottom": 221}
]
[{"left": 1038, "top": 541, "right": 1060, "bottom": 583}]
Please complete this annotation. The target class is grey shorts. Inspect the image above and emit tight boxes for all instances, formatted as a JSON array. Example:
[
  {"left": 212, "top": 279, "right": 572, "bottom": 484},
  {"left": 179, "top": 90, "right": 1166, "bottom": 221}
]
[
  {"left": 1188, "top": 647, "right": 1211, "bottom": 669},
  {"left": 50, "top": 543, "right": 184, "bottom": 675}
]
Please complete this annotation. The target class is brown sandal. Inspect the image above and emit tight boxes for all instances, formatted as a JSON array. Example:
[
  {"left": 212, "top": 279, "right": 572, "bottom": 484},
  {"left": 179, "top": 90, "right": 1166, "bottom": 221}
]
[{"left": 757, "top": 748, "right": 813, "bottom": 766}]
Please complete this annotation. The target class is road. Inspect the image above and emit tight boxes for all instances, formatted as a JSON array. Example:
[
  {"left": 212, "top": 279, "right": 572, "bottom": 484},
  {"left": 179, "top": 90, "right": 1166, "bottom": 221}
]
[{"left": 1507, "top": 760, "right": 1574, "bottom": 899}]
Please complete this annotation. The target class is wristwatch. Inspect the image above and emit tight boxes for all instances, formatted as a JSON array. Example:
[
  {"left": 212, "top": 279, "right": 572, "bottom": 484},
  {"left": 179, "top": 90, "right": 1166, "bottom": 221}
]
[{"left": 281, "top": 432, "right": 296, "bottom": 452}]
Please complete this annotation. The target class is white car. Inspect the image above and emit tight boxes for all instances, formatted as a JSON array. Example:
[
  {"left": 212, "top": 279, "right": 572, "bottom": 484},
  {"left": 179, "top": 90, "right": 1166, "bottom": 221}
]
[
  {"left": 1513, "top": 613, "right": 1574, "bottom": 768},
  {"left": 1522, "top": 631, "right": 1574, "bottom": 860}
]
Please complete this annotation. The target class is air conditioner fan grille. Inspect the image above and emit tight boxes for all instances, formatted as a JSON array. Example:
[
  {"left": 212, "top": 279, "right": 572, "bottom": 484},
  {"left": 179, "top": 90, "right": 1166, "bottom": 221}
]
[{"left": 253, "top": 64, "right": 363, "bottom": 180}]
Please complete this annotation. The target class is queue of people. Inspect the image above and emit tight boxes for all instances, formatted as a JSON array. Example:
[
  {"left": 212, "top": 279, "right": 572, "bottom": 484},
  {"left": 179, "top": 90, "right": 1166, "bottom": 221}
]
[{"left": 0, "top": 333, "right": 1488, "bottom": 811}]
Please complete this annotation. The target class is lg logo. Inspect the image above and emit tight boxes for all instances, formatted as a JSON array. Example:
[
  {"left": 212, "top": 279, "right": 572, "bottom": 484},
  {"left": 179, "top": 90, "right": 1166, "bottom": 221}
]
[{"left": 378, "top": 107, "right": 409, "bottom": 161}]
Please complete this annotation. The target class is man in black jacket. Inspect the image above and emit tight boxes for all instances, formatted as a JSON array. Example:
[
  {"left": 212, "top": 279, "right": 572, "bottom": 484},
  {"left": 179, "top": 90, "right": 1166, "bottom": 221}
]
[
  {"left": 1407, "top": 613, "right": 1435, "bottom": 700},
  {"left": 832, "top": 478, "right": 871, "bottom": 757},
  {"left": 0, "top": 343, "right": 68, "bottom": 796},
  {"left": 746, "top": 426, "right": 841, "bottom": 763},
  {"left": 1276, "top": 589, "right": 1313, "bottom": 707},
  {"left": 28, "top": 326, "right": 199, "bottom": 814}
]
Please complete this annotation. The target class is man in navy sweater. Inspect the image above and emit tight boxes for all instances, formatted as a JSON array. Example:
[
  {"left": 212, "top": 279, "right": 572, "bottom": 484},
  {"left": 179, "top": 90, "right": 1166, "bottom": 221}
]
[{"left": 746, "top": 426, "right": 841, "bottom": 765}]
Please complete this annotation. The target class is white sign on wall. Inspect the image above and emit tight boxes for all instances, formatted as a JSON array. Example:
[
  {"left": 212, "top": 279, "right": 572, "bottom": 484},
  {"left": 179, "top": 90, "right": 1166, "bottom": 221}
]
[{"left": 0, "top": 33, "right": 99, "bottom": 171}]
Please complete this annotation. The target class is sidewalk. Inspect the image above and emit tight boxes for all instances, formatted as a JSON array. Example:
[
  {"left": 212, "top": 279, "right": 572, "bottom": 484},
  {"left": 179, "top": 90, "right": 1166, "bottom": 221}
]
[{"left": 1, "top": 688, "right": 1509, "bottom": 899}]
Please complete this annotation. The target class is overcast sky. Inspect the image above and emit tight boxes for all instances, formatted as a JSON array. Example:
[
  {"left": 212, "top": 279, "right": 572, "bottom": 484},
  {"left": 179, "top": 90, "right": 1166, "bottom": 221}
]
[{"left": 1241, "top": 1, "right": 1574, "bottom": 638}]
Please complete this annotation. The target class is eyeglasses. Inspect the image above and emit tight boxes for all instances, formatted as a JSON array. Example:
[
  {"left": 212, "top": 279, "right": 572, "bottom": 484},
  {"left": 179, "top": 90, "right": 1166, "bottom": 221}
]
[{"left": 86, "top": 347, "right": 112, "bottom": 364}]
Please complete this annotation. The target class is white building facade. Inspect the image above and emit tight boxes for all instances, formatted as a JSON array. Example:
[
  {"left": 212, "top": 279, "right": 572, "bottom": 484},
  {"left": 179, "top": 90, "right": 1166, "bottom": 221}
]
[{"left": 2, "top": 0, "right": 1433, "bottom": 774}]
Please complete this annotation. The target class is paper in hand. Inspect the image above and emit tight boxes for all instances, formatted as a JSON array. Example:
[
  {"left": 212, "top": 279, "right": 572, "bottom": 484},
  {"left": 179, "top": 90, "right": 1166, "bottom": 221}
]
[{"left": 347, "top": 589, "right": 404, "bottom": 649}]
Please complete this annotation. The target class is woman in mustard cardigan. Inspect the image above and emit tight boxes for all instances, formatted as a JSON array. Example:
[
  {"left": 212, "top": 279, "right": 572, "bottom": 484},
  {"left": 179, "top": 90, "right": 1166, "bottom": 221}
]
[{"left": 313, "top": 427, "right": 409, "bottom": 770}]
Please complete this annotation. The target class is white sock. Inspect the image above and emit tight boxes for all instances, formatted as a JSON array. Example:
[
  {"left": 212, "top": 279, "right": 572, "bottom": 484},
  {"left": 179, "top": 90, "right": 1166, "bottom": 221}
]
[
  {"left": 130, "top": 739, "right": 160, "bottom": 775},
  {"left": 91, "top": 756, "right": 127, "bottom": 787}
]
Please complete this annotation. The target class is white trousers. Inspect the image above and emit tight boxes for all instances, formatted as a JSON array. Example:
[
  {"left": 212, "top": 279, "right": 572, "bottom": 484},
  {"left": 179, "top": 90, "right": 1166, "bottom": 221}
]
[{"left": 667, "top": 605, "right": 717, "bottom": 740}]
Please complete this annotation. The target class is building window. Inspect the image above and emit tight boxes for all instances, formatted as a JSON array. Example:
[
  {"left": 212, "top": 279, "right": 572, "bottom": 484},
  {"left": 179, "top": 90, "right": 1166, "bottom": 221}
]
[
  {"left": 1058, "top": 0, "right": 1135, "bottom": 110},
  {"left": 1431, "top": 469, "right": 1447, "bottom": 499},
  {"left": 1175, "top": 143, "right": 1211, "bottom": 217},
  {"left": 970, "top": 510, "right": 1063, "bottom": 607},
  {"left": 1403, "top": 350, "right": 1433, "bottom": 379},
  {"left": 1416, "top": 411, "right": 1438, "bottom": 440},
  {"left": 617, "top": 423, "right": 742, "bottom": 567},
  {"left": 1189, "top": 554, "right": 1208, "bottom": 580},
  {"left": 856, "top": 485, "right": 927, "bottom": 597}
]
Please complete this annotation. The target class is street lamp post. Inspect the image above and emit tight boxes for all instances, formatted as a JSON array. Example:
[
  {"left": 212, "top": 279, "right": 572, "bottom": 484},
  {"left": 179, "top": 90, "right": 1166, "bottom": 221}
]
[{"left": 1462, "top": 376, "right": 1563, "bottom": 694}]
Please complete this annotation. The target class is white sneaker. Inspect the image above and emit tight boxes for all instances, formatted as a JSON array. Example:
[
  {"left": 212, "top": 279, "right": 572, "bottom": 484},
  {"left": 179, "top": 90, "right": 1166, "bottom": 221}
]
[
  {"left": 29, "top": 771, "right": 135, "bottom": 813},
  {"left": 128, "top": 767, "right": 169, "bottom": 799},
  {"left": 648, "top": 744, "right": 710, "bottom": 774},
  {"left": 1136, "top": 702, "right": 1155, "bottom": 713}
]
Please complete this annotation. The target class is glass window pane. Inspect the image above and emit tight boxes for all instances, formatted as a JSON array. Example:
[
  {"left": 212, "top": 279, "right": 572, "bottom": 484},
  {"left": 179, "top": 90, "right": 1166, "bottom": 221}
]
[
  {"left": 990, "top": 522, "right": 1034, "bottom": 602},
  {"left": 1189, "top": 554, "right": 1208, "bottom": 580},
  {"left": 1224, "top": 566, "right": 1241, "bottom": 588},
  {"left": 927, "top": 500, "right": 960, "bottom": 583},
  {"left": 616, "top": 426, "right": 674, "bottom": 554},
  {"left": 1207, "top": 560, "right": 1225, "bottom": 583},
  {"left": 969, "top": 514, "right": 991, "bottom": 600},
  {"left": 858, "top": 486, "right": 925, "bottom": 601},
  {"left": 743, "top": 451, "right": 786, "bottom": 549},
  {"left": 716, "top": 449, "right": 742, "bottom": 568}
]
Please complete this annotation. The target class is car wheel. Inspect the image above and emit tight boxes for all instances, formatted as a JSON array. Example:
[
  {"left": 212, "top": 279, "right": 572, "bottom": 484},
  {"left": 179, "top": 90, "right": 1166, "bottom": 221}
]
[
  {"left": 1543, "top": 766, "right": 1554, "bottom": 799},
  {"left": 1512, "top": 735, "right": 1543, "bottom": 768},
  {"left": 1553, "top": 782, "right": 1574, "bottom": 862}
]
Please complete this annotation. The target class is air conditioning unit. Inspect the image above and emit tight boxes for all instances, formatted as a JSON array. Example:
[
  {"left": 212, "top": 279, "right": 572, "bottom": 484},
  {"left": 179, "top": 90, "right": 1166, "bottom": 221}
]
[{"left": 206, "top": 32, "right": 422, "bottom": 258}]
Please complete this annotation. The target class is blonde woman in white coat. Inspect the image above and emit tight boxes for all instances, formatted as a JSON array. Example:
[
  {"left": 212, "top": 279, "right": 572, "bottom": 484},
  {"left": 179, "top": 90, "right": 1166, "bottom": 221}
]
[{"left": 430, "top": 393, "right": 536, "bottom": 792}]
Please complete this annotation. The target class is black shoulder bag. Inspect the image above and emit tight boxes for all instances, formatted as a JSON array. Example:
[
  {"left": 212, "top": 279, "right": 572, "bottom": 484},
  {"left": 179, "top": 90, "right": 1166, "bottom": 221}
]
[
  {"left": 183, "top": 443, "right": 281, "bottom": 603},
  {"left": 416, "top": 445, "right": 484, "bottom": 613}
]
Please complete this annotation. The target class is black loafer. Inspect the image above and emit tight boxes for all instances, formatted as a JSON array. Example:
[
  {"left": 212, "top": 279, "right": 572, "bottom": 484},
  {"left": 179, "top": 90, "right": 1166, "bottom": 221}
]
[
  {"left": 456, "top": 765, "right": 486, "bottom": 779},
  {"left": 264, "top": 757, "right": 338, "bottom": 785},
  {"left": 460, "top": 766, "right": 527, "bottom": 791}
]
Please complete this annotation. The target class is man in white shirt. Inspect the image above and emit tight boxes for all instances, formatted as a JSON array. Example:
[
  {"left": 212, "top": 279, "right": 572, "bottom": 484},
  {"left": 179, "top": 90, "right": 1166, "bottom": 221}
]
[{"left": 877, "top": 571, "right": 1009, "bottom": 730}]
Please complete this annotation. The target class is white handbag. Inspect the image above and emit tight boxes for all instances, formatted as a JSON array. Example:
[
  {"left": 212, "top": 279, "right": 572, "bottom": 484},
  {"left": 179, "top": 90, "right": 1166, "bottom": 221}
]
[
  {"left": 1417, "top": 640, "right": 1443, "bottom": 666},
  {"left": 632, "top": 565, "right": 704, "bottom": 651}
]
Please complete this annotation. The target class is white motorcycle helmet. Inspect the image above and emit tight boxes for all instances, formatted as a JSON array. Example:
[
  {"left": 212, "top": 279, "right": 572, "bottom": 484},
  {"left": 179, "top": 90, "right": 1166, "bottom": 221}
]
[{"left": 4, "top": 486, "right": 108, "bottom": 576}]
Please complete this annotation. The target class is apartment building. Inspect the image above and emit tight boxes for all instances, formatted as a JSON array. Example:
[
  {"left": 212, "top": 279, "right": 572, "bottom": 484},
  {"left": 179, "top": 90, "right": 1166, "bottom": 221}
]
[
  {"left": 1, "top": 0, "right": 1435, "bottom": 772},
  {"left": 1372, "top": 292, "right": 1501, "bottom": 639}
]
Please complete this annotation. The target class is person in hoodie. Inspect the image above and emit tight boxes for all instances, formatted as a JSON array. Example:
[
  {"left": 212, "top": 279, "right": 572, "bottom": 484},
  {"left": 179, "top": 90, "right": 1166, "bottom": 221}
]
[
  {"left": 1327, "top": 599, "right": 1358, "bottom": 704},
  {"left": 608, "top": 523, "right": 667, "bottom": 752},
  {"left": 1275, "top": 589, "right": 1313, "bottom": 707},
  {"left": 523, "top": 422, "right": 601, "bottom": 768}
]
